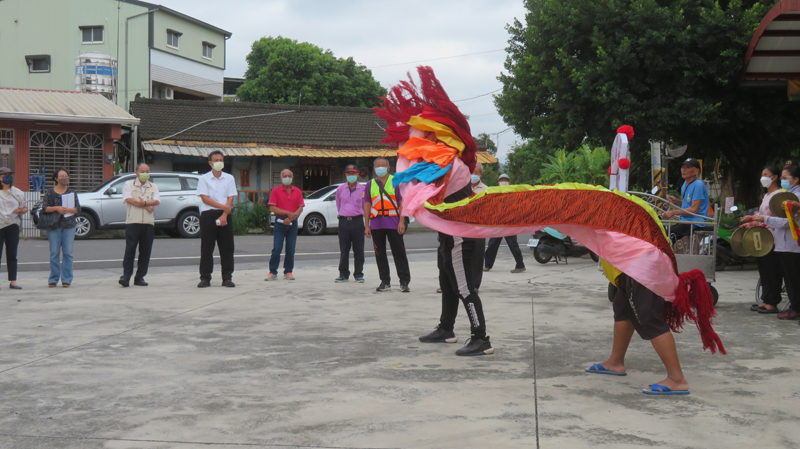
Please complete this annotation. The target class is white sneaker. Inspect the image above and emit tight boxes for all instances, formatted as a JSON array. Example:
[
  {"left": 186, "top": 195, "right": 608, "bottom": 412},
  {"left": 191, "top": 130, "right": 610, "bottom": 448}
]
[{"left": 284, "top": 273, "right": 295, "bottom": 280}]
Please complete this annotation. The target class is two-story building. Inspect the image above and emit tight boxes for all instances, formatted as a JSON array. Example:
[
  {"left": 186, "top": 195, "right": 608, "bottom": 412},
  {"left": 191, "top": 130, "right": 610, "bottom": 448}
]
[{"left": 0, "top": 0, "right": 231, "bottom": 108}]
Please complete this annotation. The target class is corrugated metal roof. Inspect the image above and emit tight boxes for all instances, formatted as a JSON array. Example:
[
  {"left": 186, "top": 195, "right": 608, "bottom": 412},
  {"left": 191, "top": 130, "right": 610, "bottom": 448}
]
[
  {"left": 142, "top": 140, "right": 499, "bottom": 163},
  {"left": 0, "top": 88, "right": 140, "bottom": 125}
]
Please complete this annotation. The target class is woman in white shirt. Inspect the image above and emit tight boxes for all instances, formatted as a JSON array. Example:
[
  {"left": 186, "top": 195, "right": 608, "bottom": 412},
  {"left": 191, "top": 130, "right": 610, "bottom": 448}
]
[
  {"left": 741, "top": 166, "right": 782, "bottom": 313},
  {"left": 750, "top": 164, "right": 800, "bottom": 320},
  {"left": 0, "top": 167, "right": 28, "bottom": 289}
]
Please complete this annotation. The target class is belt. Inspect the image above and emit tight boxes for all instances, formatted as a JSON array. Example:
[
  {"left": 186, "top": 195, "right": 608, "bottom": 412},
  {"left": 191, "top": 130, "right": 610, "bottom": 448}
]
[{"left": 339, "top": 215, "right": 363, "bottom": 221}]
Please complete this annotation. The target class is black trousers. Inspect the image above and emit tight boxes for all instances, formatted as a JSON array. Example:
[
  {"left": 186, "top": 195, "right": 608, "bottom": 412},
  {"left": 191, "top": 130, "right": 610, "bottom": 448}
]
[
  {"left": 338, "top": 216, "right": 365, "bottom": 278},
  {"left": 473, "top": 238, "right": 486, "bottom": 289},
  {"left": 757, "top": 249, "right": 783, "bottom": 306},
  {"left": 778, "top": 251, "right": 800, "bottom": 312},
  {"left": 0, "top": 224, "right": 20, "bottom": 281},
  {"left": 371, "top": 228, "right": 410, "bottom": 285},
  {"left": 485, "top": 235, "right": 525, "bottom": 269},
  {"left": 122, "top": 223, "right": 155, "bottom": 281},
  {"left": 199, "top": 210, "right": 235, "bottom": 282},
  {"left": 438, "top": 233, "right": 487, "bottom": 339}
]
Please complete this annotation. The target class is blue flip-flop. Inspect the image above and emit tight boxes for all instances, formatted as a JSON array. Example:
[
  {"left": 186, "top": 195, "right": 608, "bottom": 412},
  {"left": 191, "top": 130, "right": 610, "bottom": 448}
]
[
  {"left": 642, "top": 383, "right": 690, "bottom": 395},
  {"left": 584, "top": 363, "right": 626, "bottom": 376}
]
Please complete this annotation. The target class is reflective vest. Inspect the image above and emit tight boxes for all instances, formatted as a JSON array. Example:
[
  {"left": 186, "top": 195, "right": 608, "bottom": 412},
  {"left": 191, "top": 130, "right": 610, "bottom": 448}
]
[{"left": 369, "top": 176, "right": 398, "bottom": 219}]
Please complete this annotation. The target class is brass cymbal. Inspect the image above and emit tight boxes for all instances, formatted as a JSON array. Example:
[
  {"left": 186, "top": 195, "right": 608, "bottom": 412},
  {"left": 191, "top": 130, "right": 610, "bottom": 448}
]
[
  {"left": 730, "top": 227, "right": 748, "bottom": 257},
  {"left": 769, "top": 191, "right": 799, "bottom": 218},
  {"left": 743, "top": 226, "right": 774, "bottom": 257}
]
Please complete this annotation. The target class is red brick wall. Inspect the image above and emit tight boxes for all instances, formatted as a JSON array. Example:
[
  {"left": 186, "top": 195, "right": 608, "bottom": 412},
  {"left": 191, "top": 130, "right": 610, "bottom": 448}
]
[{"left": 0, "top": 120, "right": 120, "bottom": 191}]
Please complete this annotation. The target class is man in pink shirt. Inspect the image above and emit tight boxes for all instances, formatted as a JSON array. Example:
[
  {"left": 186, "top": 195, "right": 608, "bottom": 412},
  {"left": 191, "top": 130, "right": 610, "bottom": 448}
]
[
  {"left": 335, "top": 164, "right": 366, "bottom": 283},
  {"left": 266, "top": 169, "right": 305, "bottom": 281}
]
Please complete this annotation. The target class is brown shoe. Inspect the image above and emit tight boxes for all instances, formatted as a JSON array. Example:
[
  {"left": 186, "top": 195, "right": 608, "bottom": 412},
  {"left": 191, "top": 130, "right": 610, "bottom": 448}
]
[
  {"left": 48, "top": 284, "right": 57, "bottom": 288},
  {"left": 62, "top": 284, "right": 70, "bottom": 288},
  {"left": 777, "top": 309, "right": 799, "bottom": 320}
]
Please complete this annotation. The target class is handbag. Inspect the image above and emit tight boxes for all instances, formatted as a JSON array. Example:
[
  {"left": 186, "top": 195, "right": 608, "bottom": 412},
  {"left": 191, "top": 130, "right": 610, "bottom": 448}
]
[{"left": 36, "top": 210, "right": 60, "bottom": 230}]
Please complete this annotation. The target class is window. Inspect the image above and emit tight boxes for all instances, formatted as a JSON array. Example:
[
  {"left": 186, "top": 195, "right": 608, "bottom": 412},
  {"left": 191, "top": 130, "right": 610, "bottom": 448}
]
[
  {"left": 182, "top": 177, "right": 199, "bottom": 190},
  {"left": 0, "top": 129, "right": 13, "bottom": 147},
  {"left": 152, "top": 176, "right": 183, "bottom": 192},
  {"left": 25, "top": 55, "right": 50, "bottom": 73},
  {"left": 167, "top": 30, "right": 181, "bottom": 49},
  {"left": 202, "top": 42, "right": 215, "bottom": 60},
  {"left": 80, "top": 26, "right": 104, "bottom": 44}
]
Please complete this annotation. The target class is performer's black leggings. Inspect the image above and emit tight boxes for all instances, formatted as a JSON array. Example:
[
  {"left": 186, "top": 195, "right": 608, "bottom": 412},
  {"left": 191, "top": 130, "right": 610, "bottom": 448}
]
[{"left": 438, "top": 233, "right": 487, "bottom": 339}]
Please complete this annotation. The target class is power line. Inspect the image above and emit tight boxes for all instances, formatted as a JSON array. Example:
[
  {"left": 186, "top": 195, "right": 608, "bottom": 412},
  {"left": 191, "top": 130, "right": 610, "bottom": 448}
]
[
  {"left": 369, "top": 49, "right": 505, "bottom": 69},
  {"left": 452, "top": 88, "right": 502, "bottom": 103}
]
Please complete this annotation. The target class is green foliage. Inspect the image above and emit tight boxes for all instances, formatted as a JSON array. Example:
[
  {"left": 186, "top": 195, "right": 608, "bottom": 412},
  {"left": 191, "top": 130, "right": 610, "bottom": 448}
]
[
  {"left": 232, "top": 202, "right": 272, "bottom": 235},
  {"left": 238, "top": 36, "right": 387, "bottom": 107},
  {"left": 539, "top": 145, "right": 610, "bottom": 184},
  {"left": 504, "top": 139, "right": 551, "bottom": 184},
  {"left": 497, "top": 0, "right": 800, "bottom": 206}
]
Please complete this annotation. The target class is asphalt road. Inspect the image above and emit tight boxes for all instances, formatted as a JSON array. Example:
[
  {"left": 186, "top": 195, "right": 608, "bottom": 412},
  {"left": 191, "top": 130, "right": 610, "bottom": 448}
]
[{"left": 11, "top": 229, "right": 535, "bottom": 273}]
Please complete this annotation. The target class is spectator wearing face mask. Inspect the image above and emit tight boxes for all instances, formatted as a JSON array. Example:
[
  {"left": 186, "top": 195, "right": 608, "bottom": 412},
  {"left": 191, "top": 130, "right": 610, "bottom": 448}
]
[
  {"left": 266, "top": 169, "right": 305, "bottom": 281},
  {"left": 196, "top": 151, "right": 237, "bottom": 288},
  {"left": 484, "top": 174, "right": 526, "bottom": 273},
  {"left": 0, "top": 167, "right": 27, "bottom": 289},
  {"left": 334, "top": 164, "right": 366, "bottom": 283},
  {"left": 119, "top": 163, "right": 160, "bottom": 288},
  {"left": 42, "top": 167, "right": 80, "bottom": 288}
]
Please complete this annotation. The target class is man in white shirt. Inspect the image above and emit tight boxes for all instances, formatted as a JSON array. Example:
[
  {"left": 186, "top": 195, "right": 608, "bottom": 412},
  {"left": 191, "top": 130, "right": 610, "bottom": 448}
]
[
  {"left": 196, "top": 151, "right": 237, "bottom": 288},
  {"left": 119, "top": 163, "right": 160, "bottom": 287}
]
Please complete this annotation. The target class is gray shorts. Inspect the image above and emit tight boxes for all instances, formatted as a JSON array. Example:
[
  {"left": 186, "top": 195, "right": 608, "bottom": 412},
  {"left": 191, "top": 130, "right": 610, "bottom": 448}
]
[{"left": 612, "top": 273, "right": 670, "bottom": 340}]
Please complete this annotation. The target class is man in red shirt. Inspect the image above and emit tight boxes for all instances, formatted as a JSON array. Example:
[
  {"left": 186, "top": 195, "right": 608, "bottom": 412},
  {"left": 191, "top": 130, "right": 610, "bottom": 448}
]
[{"left": 266, "top": 169, "right": 305, "bottom": 281}]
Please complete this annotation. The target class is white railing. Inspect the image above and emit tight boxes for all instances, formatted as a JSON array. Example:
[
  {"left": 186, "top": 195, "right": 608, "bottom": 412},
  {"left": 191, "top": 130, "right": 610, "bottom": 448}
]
[{"left": 21, "top": 191, "right": 41, "bottom": 238}]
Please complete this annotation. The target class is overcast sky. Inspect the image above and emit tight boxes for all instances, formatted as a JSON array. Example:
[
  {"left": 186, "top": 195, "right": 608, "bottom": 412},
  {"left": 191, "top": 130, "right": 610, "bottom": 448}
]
[{"left": 157, "top": 0, "right": 527, "bottom": 163}]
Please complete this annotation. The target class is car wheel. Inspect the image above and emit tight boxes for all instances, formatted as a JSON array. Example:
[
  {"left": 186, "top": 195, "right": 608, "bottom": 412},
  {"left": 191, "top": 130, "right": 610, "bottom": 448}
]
[
  {"left": 710, "top": 285, "right": 719, "bottom": 307},
  {"left": 533, "top": 247, "right": 552, "bottom": 264},
  {"left": 74, "top": 213, "right": 95, "bottom": 240},
  {"left": 177, "top": 211, "right": 201, "bottom": 238},
  {"left": 304, "top": 213, "right": 326, "bottom": 236}
]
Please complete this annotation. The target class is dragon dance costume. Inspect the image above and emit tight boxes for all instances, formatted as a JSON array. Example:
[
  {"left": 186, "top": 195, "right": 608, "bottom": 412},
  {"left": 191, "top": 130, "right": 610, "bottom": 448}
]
[{"left": 374, "top": 66, "right": 725, "bottom": 355}]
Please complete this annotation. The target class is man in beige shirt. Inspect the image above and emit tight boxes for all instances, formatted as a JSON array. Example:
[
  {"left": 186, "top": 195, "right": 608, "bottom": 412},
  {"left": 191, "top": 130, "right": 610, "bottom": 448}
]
[{"left": 119, "top": 164, "right": 160, "bottom": 287}]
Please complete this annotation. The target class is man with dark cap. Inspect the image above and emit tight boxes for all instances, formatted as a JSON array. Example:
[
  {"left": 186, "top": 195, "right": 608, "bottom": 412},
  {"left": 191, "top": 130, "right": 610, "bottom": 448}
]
[
  {"left": 335, "top": 164, "right": 366, "bottom": 283},
  {"left": 664, "top": 158, "right": 709, "bottom": 241}
]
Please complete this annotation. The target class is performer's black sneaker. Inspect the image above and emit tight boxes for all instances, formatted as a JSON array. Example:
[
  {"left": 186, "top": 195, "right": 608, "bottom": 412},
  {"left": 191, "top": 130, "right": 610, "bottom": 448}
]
[
  {"left": 118, "top": 277, "right": 129, "bottom": 288},
  {"left": 376, "top": 282, "right": 391, "bottom": 292},
  {"left": 197, "top": 280, "right": 211, "bottom": 288},
  {"left": 455, "top": 336, "right": 494, "bottom": 356},
  {"left": 400, "top": 283, "right": 410, "bottom": 293},
  {"left": 419, "top": 326, "right": 457, "bottom": 343}
]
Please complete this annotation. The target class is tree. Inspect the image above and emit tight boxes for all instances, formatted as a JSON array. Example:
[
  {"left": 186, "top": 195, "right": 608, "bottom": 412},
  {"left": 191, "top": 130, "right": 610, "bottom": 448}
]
[
  {"left": 238, "top": 36, "right": 387, "bottom": 107},
  {"left": 504, "top": 139, "right": 551, "bottom": 184},
  {"left": 538, "top": 145, "right": 609, "bottom": 184},
  {"left": 475, "top": 132, "right": 501, "bottom": 186},
  {"left": 496, "top": 0, "right": 800, "bottom": 207}
]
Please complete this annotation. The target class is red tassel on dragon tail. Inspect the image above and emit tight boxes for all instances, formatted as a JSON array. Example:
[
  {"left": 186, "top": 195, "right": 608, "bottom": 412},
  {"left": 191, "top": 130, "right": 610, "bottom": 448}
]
[{"left": 664, "top": 269, "right": 726, "bottom": 355}]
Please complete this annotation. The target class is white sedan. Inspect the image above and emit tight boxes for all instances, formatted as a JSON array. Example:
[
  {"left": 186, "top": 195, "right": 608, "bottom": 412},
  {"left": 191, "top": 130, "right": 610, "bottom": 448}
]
[{"left": 270, "top": 183, "right": 365, "bottom": 236}]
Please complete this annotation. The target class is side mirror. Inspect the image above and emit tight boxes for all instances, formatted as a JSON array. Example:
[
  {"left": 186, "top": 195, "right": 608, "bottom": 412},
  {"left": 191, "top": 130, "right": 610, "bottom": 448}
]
[
  {"left": 730, "top": 206, "right": 739, "bottom": 213},
  {"left": 106, "top": 187, "right": 118, "bottom": 195}
]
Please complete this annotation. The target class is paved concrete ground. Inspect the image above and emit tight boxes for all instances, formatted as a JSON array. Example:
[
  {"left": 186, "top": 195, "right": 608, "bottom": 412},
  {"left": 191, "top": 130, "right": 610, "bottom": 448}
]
[{"left": 1, "top": 250, "right": 798, "bottom": 449}]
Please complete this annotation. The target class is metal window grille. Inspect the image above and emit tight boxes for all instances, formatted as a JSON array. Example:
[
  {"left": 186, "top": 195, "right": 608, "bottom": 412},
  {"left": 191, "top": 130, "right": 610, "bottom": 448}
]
[
  {"left": 29, "top": 131, "right": 105, "bottom": 192},
  {"left": 0, "top": 129, "right": 13, "bottom": 146}
]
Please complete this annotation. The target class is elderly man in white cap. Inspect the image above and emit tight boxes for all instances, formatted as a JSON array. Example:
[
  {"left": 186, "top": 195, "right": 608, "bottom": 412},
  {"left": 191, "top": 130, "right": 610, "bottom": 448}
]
[{"left": 484, "top": 174, "right": 526, "bottom": 273}]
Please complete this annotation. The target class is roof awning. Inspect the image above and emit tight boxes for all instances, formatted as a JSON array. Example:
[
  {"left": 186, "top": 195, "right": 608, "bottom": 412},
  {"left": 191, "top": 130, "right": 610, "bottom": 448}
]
[
  {"left": 742, "top": 1, "right": 800, "bottom": 85},
  {"left": 142, "top": 141, "right": 499, "bottom": 163},
  {"left": 0, "top": 88, "right": 140, "bottom": 125}
]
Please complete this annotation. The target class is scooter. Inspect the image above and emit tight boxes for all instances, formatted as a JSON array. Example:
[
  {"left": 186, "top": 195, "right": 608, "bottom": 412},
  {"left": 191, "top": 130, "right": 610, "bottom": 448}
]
[{"left": 527, "top": 228, "right": 599, "bottom": 264}]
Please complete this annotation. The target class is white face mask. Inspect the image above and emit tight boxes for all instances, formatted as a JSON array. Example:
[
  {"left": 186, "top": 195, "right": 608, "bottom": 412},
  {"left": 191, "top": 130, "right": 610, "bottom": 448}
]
[
  {"left": 498, "top": 181, "right": 509, "bottom": 186},
  {"left": 282, "top": 177, "right": 293, "bottom": 186},
  {"left": 471, "top": 175, "right": 481, "bottom": 184},
  {"left": 212, "top": 161, "right": 224, "bottom": 172},
  {"left": 760, "top": 176, "right": 773, "bottom": 188}
]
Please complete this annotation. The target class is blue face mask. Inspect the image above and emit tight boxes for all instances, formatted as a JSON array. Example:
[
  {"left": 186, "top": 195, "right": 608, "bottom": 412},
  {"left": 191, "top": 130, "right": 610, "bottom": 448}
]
[
  {"left": 375, "top": 167, "right": 388, "bottom": 177},
  {"left": 1, "top": 176, "right": 12, "bottom": 185},
  {"left": 781, "top": 180, "right": 792, "bottom": 190},
  {"left": 346, "top": 175, "right": 358, "bottom": 184}
]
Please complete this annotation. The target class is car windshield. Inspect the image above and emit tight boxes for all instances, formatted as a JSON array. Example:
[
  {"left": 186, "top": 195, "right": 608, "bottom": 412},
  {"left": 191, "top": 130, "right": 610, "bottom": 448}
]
[{"left": 305, "top": 185, "right": 338, "bottom": 200}]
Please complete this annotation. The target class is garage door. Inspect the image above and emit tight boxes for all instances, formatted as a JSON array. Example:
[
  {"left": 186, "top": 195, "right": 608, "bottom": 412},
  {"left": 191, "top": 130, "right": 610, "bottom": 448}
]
[{"left": 29, "top": 131, "right": 104, "bottom": 192}]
